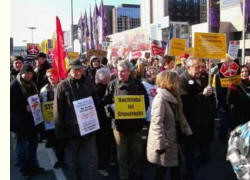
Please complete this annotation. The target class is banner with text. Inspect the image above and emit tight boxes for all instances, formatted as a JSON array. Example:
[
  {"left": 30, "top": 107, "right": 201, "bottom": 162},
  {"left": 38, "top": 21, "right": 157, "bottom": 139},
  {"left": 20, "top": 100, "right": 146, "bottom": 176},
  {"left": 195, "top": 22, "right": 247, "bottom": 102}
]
[
  {"left": 169, "top": 38, "right": 186, "bottom": 56},
  {"left": 27, "top": 94, "right": 44, "bottom": 126},
  {"left": 114, "top": 95, "right": 146, "bottom": 120},
  {"left": 194, "top": 32, "right": 226, "bottom": 59}
]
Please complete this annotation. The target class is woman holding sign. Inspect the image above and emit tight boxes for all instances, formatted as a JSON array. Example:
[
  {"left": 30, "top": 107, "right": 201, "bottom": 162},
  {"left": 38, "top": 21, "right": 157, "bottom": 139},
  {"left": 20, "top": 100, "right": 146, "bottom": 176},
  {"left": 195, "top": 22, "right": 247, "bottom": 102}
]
[{"left": 147, "top": 70, "right": 192, "bottom": 180}]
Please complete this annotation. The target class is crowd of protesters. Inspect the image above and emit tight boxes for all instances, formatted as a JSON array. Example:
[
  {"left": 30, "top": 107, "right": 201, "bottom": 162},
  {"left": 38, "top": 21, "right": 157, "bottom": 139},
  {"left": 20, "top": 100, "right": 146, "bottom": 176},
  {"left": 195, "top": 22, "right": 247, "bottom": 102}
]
[{"left": 10, "top": 52, "right": 250, "bottom": 180}]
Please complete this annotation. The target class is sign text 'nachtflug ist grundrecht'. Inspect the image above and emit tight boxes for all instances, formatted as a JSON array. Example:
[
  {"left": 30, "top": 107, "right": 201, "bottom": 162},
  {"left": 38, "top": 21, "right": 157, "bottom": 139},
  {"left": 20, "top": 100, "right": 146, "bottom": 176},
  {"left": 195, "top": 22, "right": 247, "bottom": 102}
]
[
  {"left": 194, "top": 32, "right": 226, "bottom": 59},
  {"left": 115, "top": 95, "right": 146, "bottom": 120}
]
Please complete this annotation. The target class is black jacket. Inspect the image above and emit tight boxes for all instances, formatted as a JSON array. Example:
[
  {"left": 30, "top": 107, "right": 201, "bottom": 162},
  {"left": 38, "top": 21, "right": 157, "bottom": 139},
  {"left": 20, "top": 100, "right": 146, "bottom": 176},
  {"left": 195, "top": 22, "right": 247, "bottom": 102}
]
[
  {"left": 180, "top": 71, "right": 216, "bottom": 143},
  {"left": 227, "top": 80, "right": 250, "bottom": 129},
  {"left": 35, "top": 61, "right": 51, "bottom": 91},
  {"left": 54, "top": 75, "right": 99, "bottom": 140},
  {"left": 10, "top": 76, "right": 38, "bottom": 135},
  {"left": 10, "top": 69, "right": 19, "bottom": 82},
  {"left": 103, "top": 77, "right": 150, "bottom": 134}
]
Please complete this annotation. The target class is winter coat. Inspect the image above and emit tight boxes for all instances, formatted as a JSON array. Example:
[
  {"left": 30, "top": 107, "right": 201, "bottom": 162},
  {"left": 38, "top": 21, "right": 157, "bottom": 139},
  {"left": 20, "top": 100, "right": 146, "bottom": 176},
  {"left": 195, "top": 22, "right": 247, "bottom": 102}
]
[
  {"left": 86, "top": 59, "right": 104, "bottom": 83},
  {"left": 10, "top": 69, "right": 19, "bottom": 82},
  {"left": 103, "top": 76, "right": 150, "bottom": 134},
  {"left": 147, "top": 88, "right": 192, "bottom": 167},
  {"left": 227, "top": 80, "right": 250, "bottom": 129},
  {"left": 35, "top": 61, "right": 51, "bottom": 91},
  {"left": 10, "top": 75, "right": 38, "bottom": 135},
  {"left": 54, "top": 75, "right": 99, "bottom": 140},
  {"left": 179, "top": 71, "right": 216, "bottom": 143}
]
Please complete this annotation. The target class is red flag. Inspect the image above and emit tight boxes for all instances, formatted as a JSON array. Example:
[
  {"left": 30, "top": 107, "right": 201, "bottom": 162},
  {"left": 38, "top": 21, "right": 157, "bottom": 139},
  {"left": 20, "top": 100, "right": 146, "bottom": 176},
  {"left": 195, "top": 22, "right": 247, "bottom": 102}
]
[{"left": 52, "top": 16, "right": 67, "bottom": 80}]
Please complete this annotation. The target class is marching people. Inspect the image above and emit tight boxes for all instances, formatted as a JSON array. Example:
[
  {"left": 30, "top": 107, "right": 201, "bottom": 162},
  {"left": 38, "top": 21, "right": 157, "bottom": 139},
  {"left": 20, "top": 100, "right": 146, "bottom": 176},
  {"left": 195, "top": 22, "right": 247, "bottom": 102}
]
[
  {"left": 94, "top": 68, "right": 114, "bottom": 177},
  {"left": 10, "top": 64, "right": 45, "bottom": 178},
  {"left": 134, "top": 58, "right": 146, "bottom": 80},
  {"left": 176, "top": 53, "right": 189, "bottom": 75},
  {"left": 147, "top": 70, "right": 192, "bottom": 180},
  {"left": 179, "top": 56, "right": 216, "bottom": 180},
  {"left": 160, "top": 55, "right": 175, "bottom": 72},
  {"left": 103, "top": 60, "right": 149, "bottom": 180},
  {"left": 86, "top": 56, "right": 103, "bottom": 83},
  {"left": 34, "top": 53, "right": 52, "bottom": 91},
  {"left": 54, "top": 59, "right": 99, "bottom": 180},
  {"left": 10, "top": 56, "right": 24, "bottom": 82},
  {"left": 227, "top": 65, "right": 250, "bottom": 130}
]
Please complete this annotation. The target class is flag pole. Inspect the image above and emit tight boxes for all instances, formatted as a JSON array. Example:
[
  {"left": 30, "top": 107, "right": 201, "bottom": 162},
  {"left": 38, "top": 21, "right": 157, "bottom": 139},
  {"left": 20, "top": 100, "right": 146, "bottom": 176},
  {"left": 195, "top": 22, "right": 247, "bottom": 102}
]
[
  {"left": 71, "top": 0, "right": 74, "bottom": 51},
  {"left": 242, "top": 0, "right": 246, "bottom": 64}
]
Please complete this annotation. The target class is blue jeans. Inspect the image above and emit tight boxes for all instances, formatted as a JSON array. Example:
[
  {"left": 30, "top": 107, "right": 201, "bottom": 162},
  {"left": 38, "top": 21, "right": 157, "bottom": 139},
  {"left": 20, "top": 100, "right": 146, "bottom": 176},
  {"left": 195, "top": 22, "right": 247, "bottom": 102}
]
[
  {"left": 16, "top": 134, "right": 38, "bottom": 171},
  {"left": 182, "top": 141, "right": 211, "bottom": 180}
]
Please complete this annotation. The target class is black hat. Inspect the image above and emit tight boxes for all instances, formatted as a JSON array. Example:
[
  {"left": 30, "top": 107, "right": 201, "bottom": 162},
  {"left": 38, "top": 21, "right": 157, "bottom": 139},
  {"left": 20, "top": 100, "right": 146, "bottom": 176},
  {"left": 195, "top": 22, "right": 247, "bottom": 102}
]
[
  {"left": 69, "top": 59, "right": 83, "bottom": 70},
  {"left": 37, "top": 52, "right": 47, "bottom": 59},
  {"left": 14, "top": 56, "right": 24, "bottom": 62},
  {"left": 20, "top": 64, "right": 34, "bottom": 75}
]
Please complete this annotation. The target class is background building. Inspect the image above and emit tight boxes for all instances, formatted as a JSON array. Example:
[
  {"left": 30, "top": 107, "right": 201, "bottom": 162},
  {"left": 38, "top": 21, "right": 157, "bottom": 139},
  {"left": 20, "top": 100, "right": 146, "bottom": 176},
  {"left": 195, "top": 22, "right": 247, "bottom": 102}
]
[{"left": 112, "top": 4, "right": 140, "bottom": 33}]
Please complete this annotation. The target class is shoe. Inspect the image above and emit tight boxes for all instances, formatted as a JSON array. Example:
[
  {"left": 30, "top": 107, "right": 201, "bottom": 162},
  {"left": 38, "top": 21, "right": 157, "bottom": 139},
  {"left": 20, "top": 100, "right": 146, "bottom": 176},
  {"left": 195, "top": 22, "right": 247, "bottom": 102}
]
[
  {"left": 54, "top": 161, "right": 64, "bottom": 169},
  {"left": 97, "top": 169, "right": 109, "bottom": 177},
  {"left": 30, "top": 166, "right": 46, "bottom": 174}
]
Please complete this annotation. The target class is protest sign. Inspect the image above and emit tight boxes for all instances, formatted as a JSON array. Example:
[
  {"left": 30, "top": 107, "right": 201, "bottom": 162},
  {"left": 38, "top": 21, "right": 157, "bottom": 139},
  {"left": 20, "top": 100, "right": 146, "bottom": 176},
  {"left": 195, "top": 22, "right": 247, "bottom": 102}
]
[
  {"left": 87, "top": 50, "right": 107, "bottom": 62},
  {"left": 27, "top": 94, "right": 44, "bottom": 126},
  {"left": 114, "top": 95, "right": 146, "bottom": 120},
  {"left": 218, "top": 60, "right": 241, "bottom": 87},
  {"left": 67, "top": 52, "right": 79, "bottom": 61},
  {"left": 41, "top": 101, "right": 54, "bottom": 130},
  {"left": 228, "top": 40, "right": 239, "bottom": 58},
  {"left": 194, "top": 32, "right": 226, "bottom": 59},
  {"left": 169, "top": 38, "right": 186, "bottom": 56},
  {"left": 73, "top": 97, "right": 100, "bottom": 136},
  {"left": 184, "top": 47, "right": 194, "bottom": 56}
]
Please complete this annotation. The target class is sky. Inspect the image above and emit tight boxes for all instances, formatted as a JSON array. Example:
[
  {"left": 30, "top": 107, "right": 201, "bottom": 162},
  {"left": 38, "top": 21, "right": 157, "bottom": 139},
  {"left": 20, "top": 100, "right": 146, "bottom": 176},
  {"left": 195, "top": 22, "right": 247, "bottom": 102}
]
[{"left": 10, "top": 0, "right": 140, "bottom": 46}]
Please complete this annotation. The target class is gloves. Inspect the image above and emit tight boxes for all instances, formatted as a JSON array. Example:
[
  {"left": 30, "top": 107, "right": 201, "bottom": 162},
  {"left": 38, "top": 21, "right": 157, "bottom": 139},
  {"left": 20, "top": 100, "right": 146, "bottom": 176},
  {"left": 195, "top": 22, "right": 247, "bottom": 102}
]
[{"left": 156, "top": 149, "right": 166, "bottom": 155}]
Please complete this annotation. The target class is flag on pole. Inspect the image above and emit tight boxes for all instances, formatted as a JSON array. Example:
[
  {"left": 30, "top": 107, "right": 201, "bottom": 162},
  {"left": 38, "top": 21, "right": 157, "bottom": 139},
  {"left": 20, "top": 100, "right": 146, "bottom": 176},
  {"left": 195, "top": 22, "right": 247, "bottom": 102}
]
[
  {"left": 52, "top": 16, "right": 67, "bottom": 80},
  {"left": 99, "top": 0, "right": 108, "bottom": 45},
  {"left": 93, "top": 3, "right": 100, "bottom": 48},
  {"left": 90, "top": 6, "right": 95, "bottom": 49}
]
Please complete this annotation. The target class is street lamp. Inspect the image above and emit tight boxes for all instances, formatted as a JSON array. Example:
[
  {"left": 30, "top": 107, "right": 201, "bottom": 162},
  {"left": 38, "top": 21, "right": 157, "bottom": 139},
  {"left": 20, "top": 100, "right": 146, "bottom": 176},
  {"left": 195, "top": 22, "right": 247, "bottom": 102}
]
[{"left": 27, "top": 27, "right": 37, "bottom": 43}]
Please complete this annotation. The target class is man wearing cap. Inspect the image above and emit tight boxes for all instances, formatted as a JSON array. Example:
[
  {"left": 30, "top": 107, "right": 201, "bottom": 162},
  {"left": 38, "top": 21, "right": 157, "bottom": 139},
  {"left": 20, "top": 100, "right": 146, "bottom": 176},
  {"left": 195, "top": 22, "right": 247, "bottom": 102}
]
[
  {"left": 10, "top": 56, "right": 24, "bottom": 82},
  {"left": 177, "top": 53, "right": 189, "bottom": 75},
  {"left": 10, "top": 64, "right": 45, "bottom": 177},
  {"left": 86, "top": 56, "right": 103, "bottom": 83},
  {"left": 34, "top": 52, "right": 51, "bottom": 91},
  {"left": 54, "top": 59, "right": 99, "bottom": 180}
]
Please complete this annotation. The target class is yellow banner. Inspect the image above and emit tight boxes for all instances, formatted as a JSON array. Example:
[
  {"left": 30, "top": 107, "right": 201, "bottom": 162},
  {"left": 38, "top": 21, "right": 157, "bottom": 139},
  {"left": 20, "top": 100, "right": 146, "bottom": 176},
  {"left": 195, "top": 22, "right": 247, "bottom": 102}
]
[
  {"left": 115, "top": 95, "right": 146, "bottom": 119},
  {"left": 220, "top": 75, "right": 241, "bottom": 87},
  {"left": 185, "top": 47, "right": 194, "bottom": 56},
  {"left": 194, "top": 32, "right": 226, "bottom": 59},
  {"left": 169, "top": 38, "right": 186, "bottom": 56},
  {"left": 67, "top": 52, "right": 79, "bottom": 61},
  {"left": 41, "top": 101, "right": 54, "bottom": 122}
]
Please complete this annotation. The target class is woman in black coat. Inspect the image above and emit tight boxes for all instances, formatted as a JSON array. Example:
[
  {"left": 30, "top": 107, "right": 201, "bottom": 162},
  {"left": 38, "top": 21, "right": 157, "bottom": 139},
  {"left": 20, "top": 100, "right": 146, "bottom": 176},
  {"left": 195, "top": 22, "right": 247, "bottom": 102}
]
[{"left": 227, "top": 65, "right": 250, "bottom": 130}]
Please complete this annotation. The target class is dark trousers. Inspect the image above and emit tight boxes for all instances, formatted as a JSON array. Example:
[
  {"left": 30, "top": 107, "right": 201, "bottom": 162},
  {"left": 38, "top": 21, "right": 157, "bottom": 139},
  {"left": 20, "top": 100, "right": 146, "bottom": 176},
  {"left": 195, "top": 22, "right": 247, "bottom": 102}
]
[
  {"left": 64, "top": 135, "right": 97, "bottom": 180},
  {"left": 154, "top": 166, "right": 181, "bottom": 180},
  {"left": 96, "top": 128, "right": 114, "bottom": 170},
  {"left": 16, "top": 134, "right": 38, "bottom": 172},
  {"left": 217, "top": 109, "right": 232, "bottom": 142},
  {"left": 182, "top": 141, "right": 211, "bottom": 180}
]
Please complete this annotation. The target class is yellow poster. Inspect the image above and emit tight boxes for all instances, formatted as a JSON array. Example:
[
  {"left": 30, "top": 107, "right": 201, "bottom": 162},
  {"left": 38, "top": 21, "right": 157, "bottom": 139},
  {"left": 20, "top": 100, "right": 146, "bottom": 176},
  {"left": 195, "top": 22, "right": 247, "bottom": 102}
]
[
  {"left": 185, "top": 47, "right": 194, "bottom": 56},
  {"left": 41, "top": 101, "right": 54, "bottom": 122},
  {"left": 114, "top": 95, "right": 146, "bottom": 120},
  {"left": 67, "top": 52, "right": 79, "bottom": 61},
  {"left": 169, "top": 38, "right": 186, "bottom": 56},
  {"left": 220, "top": 75, "right": 241, "bottom": 87},
  {"left": 194, "top": 32, "right": 226, "bottom": 59}
]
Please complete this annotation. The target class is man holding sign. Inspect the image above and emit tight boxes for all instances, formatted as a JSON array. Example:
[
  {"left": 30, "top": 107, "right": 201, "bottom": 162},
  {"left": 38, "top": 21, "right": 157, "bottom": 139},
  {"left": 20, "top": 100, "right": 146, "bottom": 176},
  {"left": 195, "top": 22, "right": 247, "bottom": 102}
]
[
  {"left": 103, "top": 60, "right": 149, "bottom": 180},
  {"left": 54, "top": 59, "right": 99, "bottom": 179}
]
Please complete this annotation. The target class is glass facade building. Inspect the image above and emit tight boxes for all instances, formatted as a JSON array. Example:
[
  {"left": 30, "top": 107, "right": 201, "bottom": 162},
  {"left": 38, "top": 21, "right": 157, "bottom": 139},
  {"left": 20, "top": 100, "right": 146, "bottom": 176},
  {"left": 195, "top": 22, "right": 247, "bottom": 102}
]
[{"left": 113, "top": 4, "right": 140, "bottom": 33}]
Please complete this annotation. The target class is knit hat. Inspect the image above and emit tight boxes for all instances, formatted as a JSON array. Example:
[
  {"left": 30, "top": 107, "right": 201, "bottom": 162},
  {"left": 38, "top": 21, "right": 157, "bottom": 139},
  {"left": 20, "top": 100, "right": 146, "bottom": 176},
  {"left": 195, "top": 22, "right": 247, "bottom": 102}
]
[
  {"left": 69, "top": 59, "right": 83, "bottom": 70},
  {"left": 180, "top": 53, "right": 189, "bottom": 60},
  {"left": 20, "top": 64, "right": 34, "bottom": 75}
]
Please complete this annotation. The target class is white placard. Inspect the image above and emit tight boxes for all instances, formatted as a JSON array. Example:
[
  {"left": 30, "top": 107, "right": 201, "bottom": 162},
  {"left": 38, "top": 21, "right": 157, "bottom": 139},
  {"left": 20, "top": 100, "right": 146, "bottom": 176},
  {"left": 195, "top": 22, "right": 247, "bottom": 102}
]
[
  {"left": 228, "top": 40, "right": 239, "bottom": 58},
  {"left": 27, "top": 94, "right": 44, "bottom": 126},
  {"left": 73, "top": 97, "right": 100, "bottom": 136}
]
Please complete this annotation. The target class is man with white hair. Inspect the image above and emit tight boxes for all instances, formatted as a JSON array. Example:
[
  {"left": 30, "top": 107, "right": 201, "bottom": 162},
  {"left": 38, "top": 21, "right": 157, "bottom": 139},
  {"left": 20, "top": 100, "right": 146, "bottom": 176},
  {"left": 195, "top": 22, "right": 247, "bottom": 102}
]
[
  {"left": 103, "top": 60, "right": 149, "bottom": 180},
  {"left": 179, "top": 56, "right": 216, "bottom": 180}
]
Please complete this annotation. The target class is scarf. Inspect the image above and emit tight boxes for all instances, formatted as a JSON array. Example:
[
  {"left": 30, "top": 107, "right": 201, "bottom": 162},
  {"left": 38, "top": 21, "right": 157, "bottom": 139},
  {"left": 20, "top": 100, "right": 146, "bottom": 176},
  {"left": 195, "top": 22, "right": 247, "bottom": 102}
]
[{"left": 16, "top": 74, "right": 38, "bottom": 98}]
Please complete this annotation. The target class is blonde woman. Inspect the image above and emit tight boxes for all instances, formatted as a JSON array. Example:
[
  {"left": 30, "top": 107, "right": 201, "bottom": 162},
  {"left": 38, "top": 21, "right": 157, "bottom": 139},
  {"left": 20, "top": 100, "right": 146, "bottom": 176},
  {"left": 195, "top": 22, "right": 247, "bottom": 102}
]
[
  {"left": 147, "top": 70, "right": 192, "bottom": 180},
  {"left": 134, "top": 58, "right": 146, "bottom": 79}
]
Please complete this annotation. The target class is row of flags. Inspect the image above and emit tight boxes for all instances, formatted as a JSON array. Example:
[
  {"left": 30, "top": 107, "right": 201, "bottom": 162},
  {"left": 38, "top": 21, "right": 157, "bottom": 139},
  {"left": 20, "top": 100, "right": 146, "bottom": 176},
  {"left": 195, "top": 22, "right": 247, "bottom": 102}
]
[{"left": 78, "top": 0, "right": 107, "bottom": 51}]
